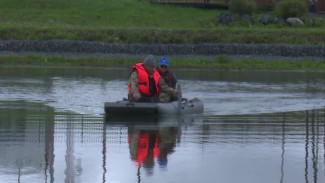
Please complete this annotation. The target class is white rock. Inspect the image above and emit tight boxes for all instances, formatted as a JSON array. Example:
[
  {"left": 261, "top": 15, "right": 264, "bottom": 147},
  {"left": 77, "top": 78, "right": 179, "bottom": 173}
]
[{"left": 286, "top": 17, "right": 304, "bottom": 25}]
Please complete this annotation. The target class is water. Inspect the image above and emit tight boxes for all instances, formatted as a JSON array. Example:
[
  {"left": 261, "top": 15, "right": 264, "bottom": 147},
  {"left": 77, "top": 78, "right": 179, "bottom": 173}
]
[{"left": 0, "top": 66, "right": 325, "bottom": 183}]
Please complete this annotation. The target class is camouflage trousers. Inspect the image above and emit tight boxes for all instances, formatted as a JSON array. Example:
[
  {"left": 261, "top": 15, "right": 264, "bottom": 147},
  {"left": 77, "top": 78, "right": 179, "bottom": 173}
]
[{"left": 128, "top": 92, "right": 171, "bottom": 102}]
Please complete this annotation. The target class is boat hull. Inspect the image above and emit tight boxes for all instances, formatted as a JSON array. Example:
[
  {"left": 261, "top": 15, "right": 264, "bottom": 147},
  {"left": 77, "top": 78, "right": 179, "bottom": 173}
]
[{"left": 104, "top": 98, "right": 203, "bottom": 116}]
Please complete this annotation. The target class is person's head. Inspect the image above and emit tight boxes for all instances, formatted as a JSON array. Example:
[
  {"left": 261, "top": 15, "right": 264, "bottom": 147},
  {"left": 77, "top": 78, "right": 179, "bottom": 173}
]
[
  {"left": 143, "top": 54, "right": 156, "bottom": 75},
  {"left": 159, "top": 57, "right": 169, "bottom": 73}
]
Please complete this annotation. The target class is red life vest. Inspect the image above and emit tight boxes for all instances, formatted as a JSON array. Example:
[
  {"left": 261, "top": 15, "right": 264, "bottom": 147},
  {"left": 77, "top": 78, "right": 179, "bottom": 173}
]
[
  {"left": 128, "top": 132, "right": 160, "bottom": 168},
  {"left": 128, "top": 63, "right": 161, "bottom": 96},
  {"left": 136, "top": 133, "right": 150, "bottom": 165}
]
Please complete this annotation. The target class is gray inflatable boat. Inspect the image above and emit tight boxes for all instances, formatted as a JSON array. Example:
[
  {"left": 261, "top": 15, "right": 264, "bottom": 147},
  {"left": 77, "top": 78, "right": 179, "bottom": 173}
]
[{"left": 104, "top": 97, "right": 204, "bottom": 116}]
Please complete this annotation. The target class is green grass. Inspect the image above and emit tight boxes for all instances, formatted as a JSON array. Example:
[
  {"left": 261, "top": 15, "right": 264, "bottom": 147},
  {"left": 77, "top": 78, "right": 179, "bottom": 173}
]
[
  {"left": 1, "top": 53, "right": 325, "bottom": 71},
  {"left": 0, "top": 0, "right": 219, "bottom": 29},
  {"left": 0, "top": 0, "right": 325, "bottom": 44}
]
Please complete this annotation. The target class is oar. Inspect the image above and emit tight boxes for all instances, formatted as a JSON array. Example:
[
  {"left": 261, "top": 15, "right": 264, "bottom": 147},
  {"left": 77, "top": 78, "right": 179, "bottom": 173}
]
[{"left": 177, "top": 83, "right": 182, "bottom": 115}]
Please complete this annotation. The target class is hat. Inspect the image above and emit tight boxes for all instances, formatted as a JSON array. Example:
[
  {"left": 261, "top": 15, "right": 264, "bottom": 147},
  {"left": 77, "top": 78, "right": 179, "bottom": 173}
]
[
  {"left": 143, "top": 54, "right": 156, "bottom": 67},
  {"left": 159, "top": 57, "right": 169, "bottom": 66}
]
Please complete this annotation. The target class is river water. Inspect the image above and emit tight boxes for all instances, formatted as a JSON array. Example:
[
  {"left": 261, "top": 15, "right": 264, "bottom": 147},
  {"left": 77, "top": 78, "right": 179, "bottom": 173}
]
[{"left": 0, "top": 66, "right": 325, "bottom": 183}]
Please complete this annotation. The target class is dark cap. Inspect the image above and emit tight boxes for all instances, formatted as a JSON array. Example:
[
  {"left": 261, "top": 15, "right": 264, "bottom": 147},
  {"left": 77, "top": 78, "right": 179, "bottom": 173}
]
[{"left": 143, "top": 54, "right": 156, "bottom": 67}]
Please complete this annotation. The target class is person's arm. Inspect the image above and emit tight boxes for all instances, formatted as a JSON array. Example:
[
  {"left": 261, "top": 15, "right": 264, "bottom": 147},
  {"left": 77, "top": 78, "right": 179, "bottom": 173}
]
[
  {"left": 159, "top": 78, "right": 179, "bottom": 97},
  {"left": 129, "top": 71, "right": 141, "bottom": 100}
]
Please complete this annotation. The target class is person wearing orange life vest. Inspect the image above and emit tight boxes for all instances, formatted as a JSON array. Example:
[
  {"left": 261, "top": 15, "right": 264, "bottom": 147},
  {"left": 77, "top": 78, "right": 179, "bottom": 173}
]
[{"left": 128, "top": 54, "right": 179, "bottom": 102}]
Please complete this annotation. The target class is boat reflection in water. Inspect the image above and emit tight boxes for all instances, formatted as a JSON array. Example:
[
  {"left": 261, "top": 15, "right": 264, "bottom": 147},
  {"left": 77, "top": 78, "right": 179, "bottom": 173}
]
[{"left": 104, "top": 114, "right": 203, "bottom": 181}]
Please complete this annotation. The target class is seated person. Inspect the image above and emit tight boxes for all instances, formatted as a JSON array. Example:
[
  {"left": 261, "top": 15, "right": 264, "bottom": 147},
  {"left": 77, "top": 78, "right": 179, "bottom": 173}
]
[
  {"left": 157, "top": 57, "right": 177, "bottom": 89},
  {"left": 128, "top": 54, "right": 179, "bottom": 102}
]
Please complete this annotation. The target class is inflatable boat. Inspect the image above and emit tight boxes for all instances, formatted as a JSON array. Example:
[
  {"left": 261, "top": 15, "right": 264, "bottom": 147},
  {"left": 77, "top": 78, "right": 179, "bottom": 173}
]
[{"left": 104, "top": 97, "right": 204, "bottom": 116}]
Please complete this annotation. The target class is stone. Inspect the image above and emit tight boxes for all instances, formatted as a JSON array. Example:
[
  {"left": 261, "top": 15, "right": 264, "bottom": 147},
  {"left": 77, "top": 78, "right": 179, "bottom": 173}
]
[
  {"left": 286, "top": 17, "right": 304, "bottom": 25},
  {"left": 241, "top": 14, "right": 254, "bottom": 24},
  {"left": 218, "top": 11, "right": 236, "bottom": 25},
  {"left": 261, "top": 13, "right": 271, "bottom": 25}
]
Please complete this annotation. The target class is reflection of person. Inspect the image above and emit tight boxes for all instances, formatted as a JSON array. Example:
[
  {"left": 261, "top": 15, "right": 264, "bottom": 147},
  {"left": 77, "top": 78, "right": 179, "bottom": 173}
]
[
  {"left": 128, "top": 54, "right": 179, "bottom": 102},
  {"left": 128, "top": 127, "right": 177, "bottom": 169},
  {"left": 157, "top": 57, "right": 177, "bottom": 89},
  {"left": 129, "top": 131, "right": 159, "bottom": 169},
  {"left": 157, "top": 127, "right": 177, "bottom": 168}
]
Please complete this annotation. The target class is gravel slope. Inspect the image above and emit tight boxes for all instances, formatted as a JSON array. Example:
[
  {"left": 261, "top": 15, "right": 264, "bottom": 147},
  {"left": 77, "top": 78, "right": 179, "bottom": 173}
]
[{"left": 0, "top": 40, "right": 324, "bottom": 60}]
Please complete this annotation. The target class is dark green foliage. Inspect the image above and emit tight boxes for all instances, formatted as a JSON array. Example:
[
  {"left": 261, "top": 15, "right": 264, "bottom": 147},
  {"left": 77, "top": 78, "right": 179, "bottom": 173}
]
[
  {"left": 229, "top": 0, "right": 257, "bottom": 15},
  {"left": 274, "top": 0, "right": 307, "bottom": 19}
]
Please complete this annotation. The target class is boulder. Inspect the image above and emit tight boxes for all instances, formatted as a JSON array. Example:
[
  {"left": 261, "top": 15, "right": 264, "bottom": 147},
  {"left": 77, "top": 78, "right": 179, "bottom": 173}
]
[
  {"left": 286, "top": 17, "right": 304, "bottom": 25},
  {"left": 261, "top": 13, "right": 271, "bottom": 25},
  {"left": 241, "top": 14, "right": 254, "bottom": 24},
  {"left": 218, "top": 11, "right": 236, "bottom": 25}
]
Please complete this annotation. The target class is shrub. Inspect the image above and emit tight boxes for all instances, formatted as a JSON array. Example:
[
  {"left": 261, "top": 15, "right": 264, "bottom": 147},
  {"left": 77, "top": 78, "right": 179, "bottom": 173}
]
[
  {"left": 274, "top": 0, "right": 307, "bottom": 19},
  {"left": 229, "top": 0, "right": 257, "bottom": 15}
]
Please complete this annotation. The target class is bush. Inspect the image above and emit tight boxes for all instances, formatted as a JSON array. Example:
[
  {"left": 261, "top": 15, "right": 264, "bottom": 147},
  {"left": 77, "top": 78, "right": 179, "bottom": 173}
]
[
  {"left": 229, "top": 0, "right": 257, "bottom": 15},
  {"left": 274, "top": 0, "right": 307, "bottom": 19}
]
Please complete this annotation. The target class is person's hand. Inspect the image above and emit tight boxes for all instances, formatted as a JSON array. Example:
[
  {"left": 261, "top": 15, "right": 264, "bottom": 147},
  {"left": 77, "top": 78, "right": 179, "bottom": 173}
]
[{"left": 133, "top": 93, "right": 141, "bottom": 101}]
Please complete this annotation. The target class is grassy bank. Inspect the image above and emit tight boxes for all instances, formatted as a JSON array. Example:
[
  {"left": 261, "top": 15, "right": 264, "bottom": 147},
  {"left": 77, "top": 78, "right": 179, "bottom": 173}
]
[
  {"left": 1, "top": 54, "right": 325, "bottom": 70},
  {"left": 1, "top": 0, "right": 325, "bottom": 70},
  {"left": 0, "top": 0, "right": 325, "bottom": 44}
]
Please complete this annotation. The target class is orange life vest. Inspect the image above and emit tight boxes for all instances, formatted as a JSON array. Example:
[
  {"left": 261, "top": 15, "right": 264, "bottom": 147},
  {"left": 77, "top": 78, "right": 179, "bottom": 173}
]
[
  {"left": 137, "top": 134, "right": 160, "bottom": 160},
  {"left": 128, "top": 63, "right": 161, "bottom": 96}
]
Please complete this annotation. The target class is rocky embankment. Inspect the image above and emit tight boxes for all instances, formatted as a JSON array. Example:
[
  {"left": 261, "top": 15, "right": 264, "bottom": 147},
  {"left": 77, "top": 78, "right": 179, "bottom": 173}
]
[{"left": 0, "top": 40, "right": 324, "bottom": 60}]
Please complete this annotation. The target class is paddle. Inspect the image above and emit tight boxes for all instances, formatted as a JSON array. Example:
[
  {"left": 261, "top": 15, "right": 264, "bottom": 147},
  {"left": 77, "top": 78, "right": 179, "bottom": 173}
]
[{"left": 177, "top": 83, "right": 182, "bottom": 115}]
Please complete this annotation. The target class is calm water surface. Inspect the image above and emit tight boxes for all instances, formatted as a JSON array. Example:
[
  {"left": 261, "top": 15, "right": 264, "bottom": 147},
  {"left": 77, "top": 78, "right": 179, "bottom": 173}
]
[{"left": 0, "top": 66, "right": 325, "bottom": 183}]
